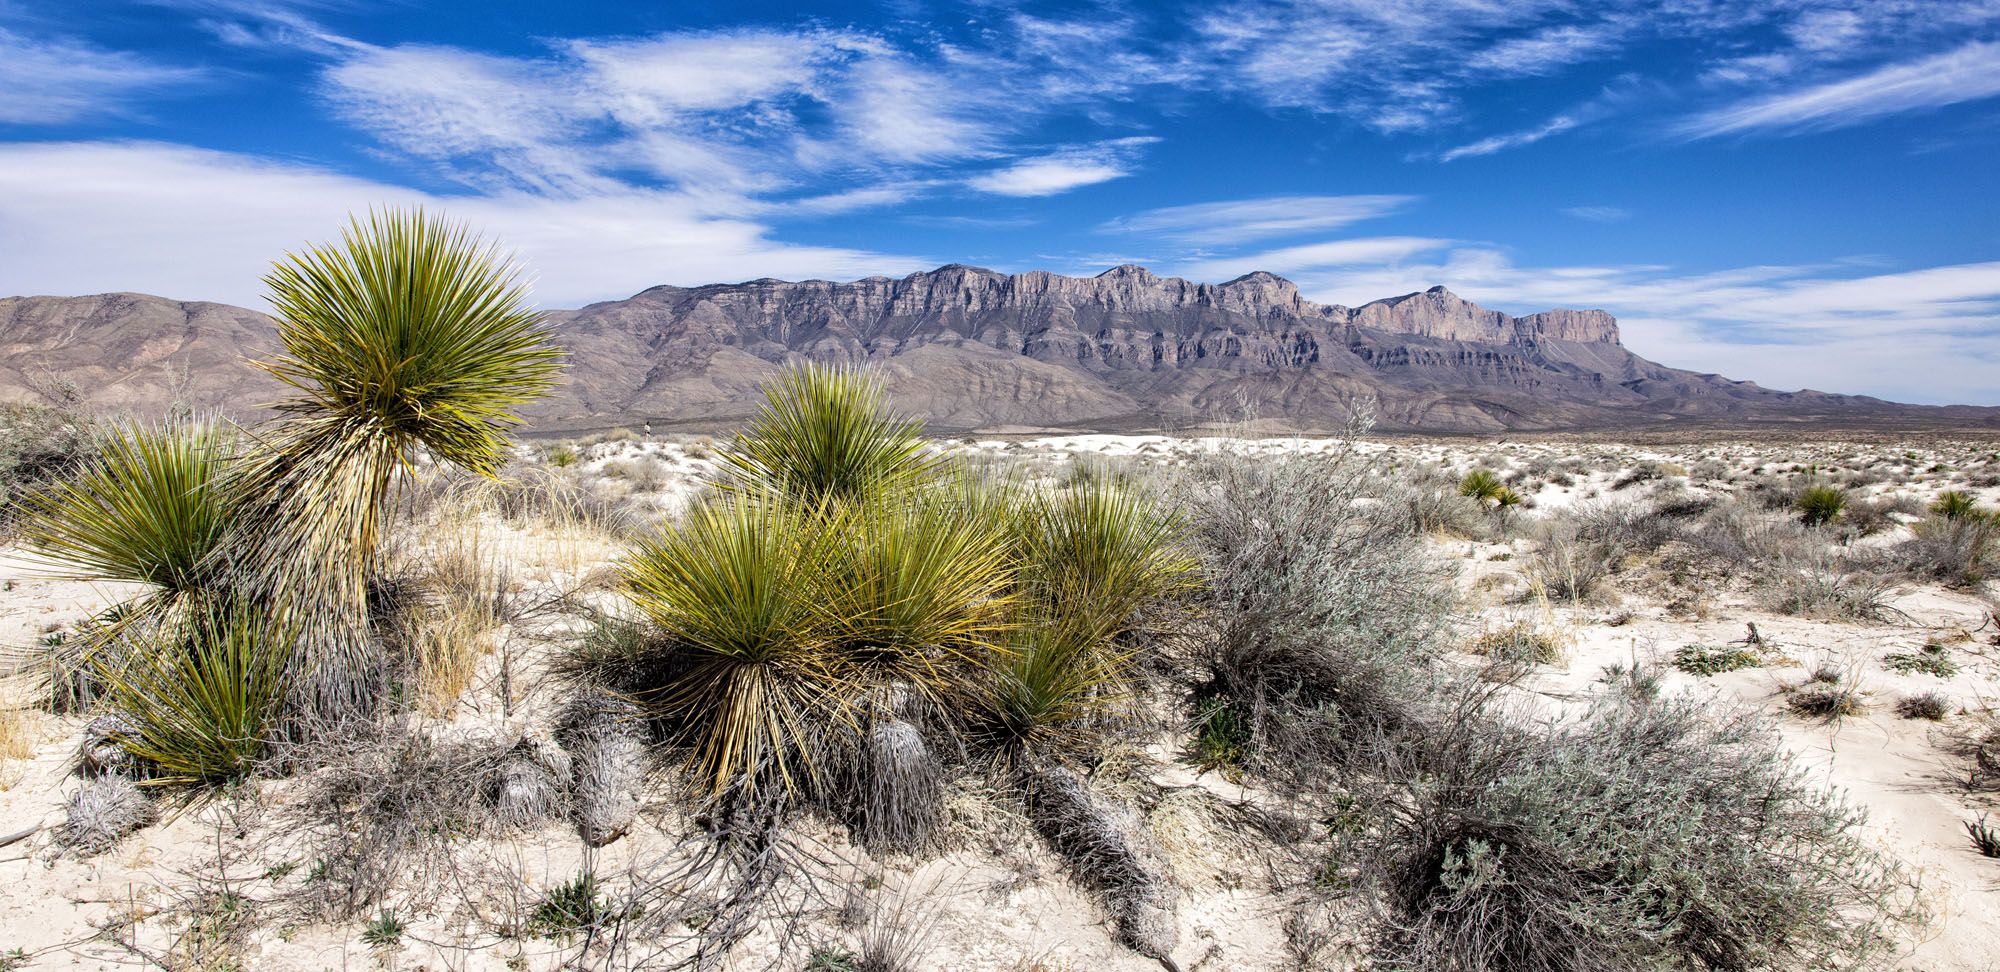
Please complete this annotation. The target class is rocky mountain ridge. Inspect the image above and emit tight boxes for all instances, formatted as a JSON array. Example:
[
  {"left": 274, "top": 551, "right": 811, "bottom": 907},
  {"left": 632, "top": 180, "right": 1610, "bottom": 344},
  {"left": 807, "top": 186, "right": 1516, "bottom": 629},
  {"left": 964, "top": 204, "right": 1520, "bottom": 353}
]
[{"left": 3, "top": 265, "right": 1993, "bottom": 433}]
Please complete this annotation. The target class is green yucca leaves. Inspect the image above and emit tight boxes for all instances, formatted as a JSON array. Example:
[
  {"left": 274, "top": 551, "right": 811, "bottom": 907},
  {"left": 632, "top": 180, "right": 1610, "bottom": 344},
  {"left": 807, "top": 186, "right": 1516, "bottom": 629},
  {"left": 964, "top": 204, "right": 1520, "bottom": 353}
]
[
  {"left": 620, "top": 496, "right": 844, "bottom": 791},
  {"left": 16, "top": 419, "right": 233, "bottom": 597},
  {"left": 1458, "top": 468, "right": 1508, "bottom": 505},
  {"left": 1932, "top": 490, "right": 1985, "bottom": 521},
  {"left": 1016, "top": 479, "right": 1197, "bottom": 644},
  {"left": 973, "top": 617, "right": 1132, "bottom": 761},
  {"left": 1796, "top": 484, "right": 1848, "bottom": 527},
  {"left": 259, "top": 209, "right": 564, "bottom": 475},
  {"left": 98, "top": 605, "right": 292, "bottom": 785},
  {"left": 720, "top": 363, "right": 941, "bottom": 505},
  {"left": 213, "top": 210, "right": 564, "bottom": 708},
  {"left": 814, "top": 491, "right": 1017, "bottom": 683}
]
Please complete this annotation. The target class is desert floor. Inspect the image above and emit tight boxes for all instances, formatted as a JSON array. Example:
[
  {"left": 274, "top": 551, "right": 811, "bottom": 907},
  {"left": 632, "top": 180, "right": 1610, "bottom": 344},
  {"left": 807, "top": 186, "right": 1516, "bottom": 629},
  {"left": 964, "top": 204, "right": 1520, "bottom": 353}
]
[{"left": 3, "top": 432, "right": 1998, "bottom": 972}]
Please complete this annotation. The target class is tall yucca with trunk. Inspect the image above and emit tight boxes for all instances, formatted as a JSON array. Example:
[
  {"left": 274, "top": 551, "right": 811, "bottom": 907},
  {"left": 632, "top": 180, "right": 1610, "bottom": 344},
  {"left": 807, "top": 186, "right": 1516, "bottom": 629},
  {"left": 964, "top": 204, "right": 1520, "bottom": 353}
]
[
  {"left": 220, "top": 209, "right": 564, "bottom": 713},
  {"left": 720, "top": 363, "right": 941, "bottom": 505}
]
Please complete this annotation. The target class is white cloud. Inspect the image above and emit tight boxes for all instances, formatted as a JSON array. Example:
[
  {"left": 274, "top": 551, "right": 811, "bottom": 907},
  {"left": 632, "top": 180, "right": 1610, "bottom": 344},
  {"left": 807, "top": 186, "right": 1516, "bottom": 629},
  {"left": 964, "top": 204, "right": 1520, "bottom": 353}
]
[
  {"left": 0, "top": 141, "right": 929, "bottom": 309},
  {"left": 1681, "top": 41, "right": 2000, "bottom": 137},
  {"left": 966, "top": 138, "right": 1158, "bottom": 197},
  {"left": 1561, "top": 205, "right": 1630, "bottom": 222},
  {"left": 1176, "top": 236, "right": 1453, "bottom": 281},
  {"left": 1465, "top": 24, "right": 1624, "bottom": 77},
  {"left": 0, "top": 27, "right": 204, "bottom": 124},
  {"left": 1104, "top": 194, "right": 1417, "bottom": 245},
  {"left": 1439, "top": 114, "right": 1579, "bottom": 161},
  {"left": 1243, "top": 243, "right": 2000, "bottom": 405}
]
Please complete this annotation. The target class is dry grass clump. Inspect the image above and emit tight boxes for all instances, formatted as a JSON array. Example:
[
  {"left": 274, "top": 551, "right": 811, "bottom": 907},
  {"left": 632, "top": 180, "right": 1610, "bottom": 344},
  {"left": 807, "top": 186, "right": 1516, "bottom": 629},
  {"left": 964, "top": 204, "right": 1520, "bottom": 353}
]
[
  {"left": 1787, "top": 683, "right": 1868, "bottom": 720},
  {"left": 1467, "top": 619, "right": 1566, "bottom": 680},
  {"left": 1896, "top": 692, "right": 1953, "bottom": 721},
  {"left": 0, "top": 705, "right": 36, "bottom": 761}
]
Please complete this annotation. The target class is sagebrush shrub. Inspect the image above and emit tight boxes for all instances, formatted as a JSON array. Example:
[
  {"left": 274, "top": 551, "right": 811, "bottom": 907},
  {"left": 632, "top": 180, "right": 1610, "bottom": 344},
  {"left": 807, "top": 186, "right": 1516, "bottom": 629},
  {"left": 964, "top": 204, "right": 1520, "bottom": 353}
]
[
  {"left": 1351, "top": 697, "right": 1914, "bottom": 972},
  {"left": 1177, "top": 447, "right": 1458, "bottom": 783}
]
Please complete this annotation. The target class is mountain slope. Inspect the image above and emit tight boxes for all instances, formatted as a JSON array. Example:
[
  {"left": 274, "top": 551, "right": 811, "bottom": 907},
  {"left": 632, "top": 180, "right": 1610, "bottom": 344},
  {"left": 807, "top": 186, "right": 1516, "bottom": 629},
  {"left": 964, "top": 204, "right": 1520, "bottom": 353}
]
[{"left": 4, "top": 265, "right": 1995, "bottom": 433}]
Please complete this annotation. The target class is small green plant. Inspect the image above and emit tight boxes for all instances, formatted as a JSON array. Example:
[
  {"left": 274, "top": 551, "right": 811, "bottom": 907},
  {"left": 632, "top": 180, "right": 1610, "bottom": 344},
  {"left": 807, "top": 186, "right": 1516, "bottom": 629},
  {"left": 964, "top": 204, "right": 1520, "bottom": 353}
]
[
  {"left": 362, "top": 909, "right": 406, "bottom": 948},
  {"left": 1896, "top": 692, "right": 1952, "bottom": 721},
  {"left": 1795, "top": 484, "right": 1848, "bottom": 527},
  {"left": 1457, "top": 468, "right": 1510, "bottom": 505},
  {"left": 1190, "top": 695, "right": 1250, "bottom": 773},
  {"left": 806, "top": 946, "right": 858, "bottom": 971},
  {"left": 547, "top": 444, "right": 579, "bottom": 468},
  {"left": 528, "top": 872, "right": 616, "bottom": 938},
  {"left": 1672, "top": 643, "right": 1760, "bottom": 676},
  {"left": 1969, "top": 815, "right": 2000, "bottom": 858},
  {"left": 1882, "top": 642, "right": 1959, "bottom": 678},
  {"left": 0, "top": 948, "right": 28, "bottom": 971}
]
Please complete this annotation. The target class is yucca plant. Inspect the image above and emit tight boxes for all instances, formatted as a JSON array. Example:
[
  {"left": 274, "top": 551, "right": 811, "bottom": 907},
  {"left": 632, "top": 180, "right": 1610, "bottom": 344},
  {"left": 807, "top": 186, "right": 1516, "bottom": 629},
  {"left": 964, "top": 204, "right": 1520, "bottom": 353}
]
[
  {"left": 1457, "top": 468, "right": 1508, "bottom": 505},
  {"left": 217, "top": 209, "right": 563, "bottom": 710},
  {"left": 1015, "top": 479, "right": 1197, "bottom": 645},
  {"left": 972, "top": 617, "right": 1133, "bottom": 763},
  {"left": 618, "top": 495, "right": 843, "bottom": 792},
  {"left": 1796, "top": 484, "right": 1848, "bottom": 527},
  {"left": 15, "top": 418, "right": 234, "bottom": 604},
  {"left": 1932, "top": 490, "right": 1984, "bottom": 521},
  {"left": 96, "top": 605, "right": 292, "bottom": 786},
  {"left": 719, "top": 363, "right": 941, "bottom": 505},
  {"left": 813, "top": 491, "right": 1017, "bottom": 690}
]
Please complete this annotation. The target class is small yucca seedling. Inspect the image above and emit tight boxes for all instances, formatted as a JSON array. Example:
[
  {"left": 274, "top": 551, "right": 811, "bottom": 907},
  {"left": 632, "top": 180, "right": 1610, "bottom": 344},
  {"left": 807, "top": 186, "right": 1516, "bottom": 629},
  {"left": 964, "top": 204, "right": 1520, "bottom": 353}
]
[
  {"left": 1932, "top": 490, "right": 1984, "bottom": 521},
  {"left": 362, "top": 909, "right": 406, "bottom": 948},
  {"left": 1795, "top": 484, "right": 1848, "bottom": 527},
  {"left": 1967, "top": 814, "right": 2000, "bottom": 858},
  {"left": 1457, "top": 468, "right": 1508, "bottom": 505}
]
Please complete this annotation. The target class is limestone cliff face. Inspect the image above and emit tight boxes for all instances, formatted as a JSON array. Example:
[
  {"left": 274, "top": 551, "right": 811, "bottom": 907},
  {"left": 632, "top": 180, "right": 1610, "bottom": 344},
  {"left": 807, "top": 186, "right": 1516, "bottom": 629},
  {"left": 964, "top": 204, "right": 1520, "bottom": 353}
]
[{"left": 4, "top": 266, "right": 1973, "bottom": 433}]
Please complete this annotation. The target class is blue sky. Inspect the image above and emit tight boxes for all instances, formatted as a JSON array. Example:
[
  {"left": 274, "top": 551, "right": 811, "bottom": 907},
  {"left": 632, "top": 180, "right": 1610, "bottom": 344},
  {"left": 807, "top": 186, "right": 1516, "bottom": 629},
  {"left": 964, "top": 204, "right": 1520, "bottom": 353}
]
[{"left": 2, "top": 1, "right": 1999, "bottom": 404}]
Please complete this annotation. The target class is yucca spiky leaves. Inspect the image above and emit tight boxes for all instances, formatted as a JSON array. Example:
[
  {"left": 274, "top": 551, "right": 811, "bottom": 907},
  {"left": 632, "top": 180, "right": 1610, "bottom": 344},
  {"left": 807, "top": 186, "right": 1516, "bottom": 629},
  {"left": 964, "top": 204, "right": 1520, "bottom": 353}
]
[
  {"left": 815, "top": 492, "right": 1017, "bottom": 685},
  {"left": 16, "top": 419, "right": 233, "bottom": 599},
  {"left": 97, "top": 606, "right": 292, "bottom": 785},
  {"left": 720, "top": 363, "right": 940, "bottom": 505},
  {"left": 1017, "top": 479, "right": 1197, "bottom": 644},
  {"left": 218, "top": 210, "right": 563, "bottom": 708},
  {"left": 620, "top": 496, "right": 840, "bottom": 791}
]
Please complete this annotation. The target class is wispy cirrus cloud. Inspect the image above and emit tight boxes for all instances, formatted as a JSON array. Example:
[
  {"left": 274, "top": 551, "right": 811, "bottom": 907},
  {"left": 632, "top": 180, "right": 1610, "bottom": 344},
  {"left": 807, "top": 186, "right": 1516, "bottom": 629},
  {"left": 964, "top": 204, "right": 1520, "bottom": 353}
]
[
  {"left": 1681, "top": 41, "right": 2000, "bottom": 138},
  {"left": 966, "top": 138, "right": 1160, "bottom": 197},
  {"left": 1561, "top": 205, "right": 1630, "bottom": 222},
  {"left": 1438, "top": 114, "right": 1579, "bottom": 161},
  {"left": 1102, "top": 194, "right": 1417, "bottom": 245},
  {"left": 0, "top": 26, "right": 204, "bottom": 124}
]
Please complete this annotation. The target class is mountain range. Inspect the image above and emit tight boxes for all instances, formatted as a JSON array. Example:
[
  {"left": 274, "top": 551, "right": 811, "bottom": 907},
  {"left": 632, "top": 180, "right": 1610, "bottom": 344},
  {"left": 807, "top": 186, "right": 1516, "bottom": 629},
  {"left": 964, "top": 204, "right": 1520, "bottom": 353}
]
[{"left": 4, "top": 264, "right": 1995, "bottom": 434}]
